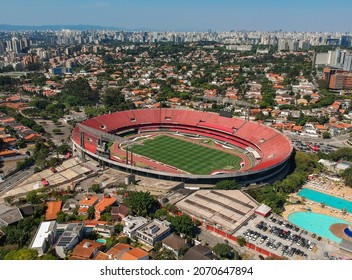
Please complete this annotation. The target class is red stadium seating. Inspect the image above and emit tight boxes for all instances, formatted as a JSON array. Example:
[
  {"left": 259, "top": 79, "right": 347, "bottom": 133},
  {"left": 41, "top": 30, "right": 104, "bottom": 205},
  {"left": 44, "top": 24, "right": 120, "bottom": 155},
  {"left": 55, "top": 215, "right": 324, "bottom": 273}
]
[{"left": 75, "top": 109, "right": 292, "bottom": 173}]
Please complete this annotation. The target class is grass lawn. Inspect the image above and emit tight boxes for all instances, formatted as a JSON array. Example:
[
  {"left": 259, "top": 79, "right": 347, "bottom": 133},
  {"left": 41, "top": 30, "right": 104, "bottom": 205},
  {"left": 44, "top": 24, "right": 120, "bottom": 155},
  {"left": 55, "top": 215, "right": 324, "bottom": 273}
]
[{"left": 132, "top": 135, "right": 242, "bottom": 174}]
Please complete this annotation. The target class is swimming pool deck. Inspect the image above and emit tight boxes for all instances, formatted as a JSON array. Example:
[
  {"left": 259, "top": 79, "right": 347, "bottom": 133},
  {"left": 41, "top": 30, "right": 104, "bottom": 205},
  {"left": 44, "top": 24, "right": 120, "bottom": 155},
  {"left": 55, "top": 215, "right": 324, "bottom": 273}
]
[
  {"left": 330, "top": 223, "right": 352, "bottom": 242},
  {"left": 283, "top": 176, "right": 352, "bottom": 226},
  {"left": 283, "top": 201, "right": 352, "bottom": 224}
]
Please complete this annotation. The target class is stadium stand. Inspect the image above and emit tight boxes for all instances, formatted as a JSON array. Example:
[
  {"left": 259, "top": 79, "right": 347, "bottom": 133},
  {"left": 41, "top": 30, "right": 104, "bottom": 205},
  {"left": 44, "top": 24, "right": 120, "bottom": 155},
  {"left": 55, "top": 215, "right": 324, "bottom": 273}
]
[{"left": 72, "top": 109, "right": 293, "bottom": 184}]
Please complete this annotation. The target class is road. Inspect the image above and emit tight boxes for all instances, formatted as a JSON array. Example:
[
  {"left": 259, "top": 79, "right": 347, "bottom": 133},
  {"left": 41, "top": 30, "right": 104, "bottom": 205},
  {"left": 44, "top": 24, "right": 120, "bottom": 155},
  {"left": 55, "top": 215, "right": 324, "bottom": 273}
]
[{"left": 0, "top": 167, "right": 34, "bottom": 193}]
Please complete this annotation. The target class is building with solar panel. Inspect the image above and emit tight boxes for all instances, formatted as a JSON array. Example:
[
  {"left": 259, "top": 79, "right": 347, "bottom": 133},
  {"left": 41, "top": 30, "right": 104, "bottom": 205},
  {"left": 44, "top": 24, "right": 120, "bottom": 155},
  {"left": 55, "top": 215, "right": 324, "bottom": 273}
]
[{"left": 55, "top": 223, "right": 84, "bottom": 259}]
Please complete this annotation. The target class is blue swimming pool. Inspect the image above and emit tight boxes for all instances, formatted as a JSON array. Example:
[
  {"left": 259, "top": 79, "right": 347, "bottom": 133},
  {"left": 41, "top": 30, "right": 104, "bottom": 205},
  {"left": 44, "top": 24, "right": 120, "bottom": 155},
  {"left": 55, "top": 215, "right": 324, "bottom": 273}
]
[
  {"left": 288, "top": 212, "right": 349, "bottom": 243},
  {"left": 298, "top": 188, "right": 352, "bottom": 213},
  {"left": 96, "top": 238, "right": 106, "bottom": 244}
]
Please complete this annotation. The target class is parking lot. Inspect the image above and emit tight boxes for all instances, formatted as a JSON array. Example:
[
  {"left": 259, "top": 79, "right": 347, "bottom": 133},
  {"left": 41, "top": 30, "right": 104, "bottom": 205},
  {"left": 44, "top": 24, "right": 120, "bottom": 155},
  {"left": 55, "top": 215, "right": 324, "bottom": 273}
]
[
  {"left": 235, "top": 213, "right": 341, "bottom": 260},
  {"left": 292, "top": 140, "right": 339, "bottom": 153}
]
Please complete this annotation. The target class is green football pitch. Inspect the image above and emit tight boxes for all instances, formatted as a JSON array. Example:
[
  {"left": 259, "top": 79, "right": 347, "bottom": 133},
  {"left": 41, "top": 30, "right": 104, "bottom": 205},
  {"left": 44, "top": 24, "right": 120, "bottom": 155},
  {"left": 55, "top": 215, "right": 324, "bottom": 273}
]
[{"left": 131, "top": 135, "right": 242, "bottom": 174}]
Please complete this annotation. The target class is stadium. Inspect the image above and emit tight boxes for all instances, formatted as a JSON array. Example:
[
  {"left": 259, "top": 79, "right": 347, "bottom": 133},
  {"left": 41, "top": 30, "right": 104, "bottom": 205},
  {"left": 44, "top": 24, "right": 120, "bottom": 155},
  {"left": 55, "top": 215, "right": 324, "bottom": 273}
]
[{"left": 71, "top": 109, "right": 293, "bottom": 184}]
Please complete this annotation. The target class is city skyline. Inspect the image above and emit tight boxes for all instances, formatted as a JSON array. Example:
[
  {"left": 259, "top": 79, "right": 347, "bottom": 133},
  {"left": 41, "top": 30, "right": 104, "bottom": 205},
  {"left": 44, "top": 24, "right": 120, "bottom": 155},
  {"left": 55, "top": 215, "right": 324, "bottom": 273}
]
[{"left": 1, "top": 0, "right": 352, "bottom": 32}]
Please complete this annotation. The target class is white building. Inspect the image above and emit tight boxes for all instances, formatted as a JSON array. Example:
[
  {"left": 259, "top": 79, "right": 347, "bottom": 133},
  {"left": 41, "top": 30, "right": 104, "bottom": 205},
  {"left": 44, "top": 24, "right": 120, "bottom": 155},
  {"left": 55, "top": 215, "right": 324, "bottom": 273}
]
[
  {"left": 122, "top": 216, "right": 148, "bottom": 239},
  {"left": 30, "top": 221, "right": 57, "bottom": 256},
  {"left": 136, "top": 219, "right": 171, "bottom": 246}
]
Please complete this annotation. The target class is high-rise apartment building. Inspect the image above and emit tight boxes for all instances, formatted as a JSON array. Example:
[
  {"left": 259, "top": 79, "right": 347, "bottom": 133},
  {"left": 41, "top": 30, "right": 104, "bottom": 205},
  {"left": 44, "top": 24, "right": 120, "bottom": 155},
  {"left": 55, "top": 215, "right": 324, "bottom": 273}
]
[
  {"left": 278, "top": 39, "right": 288, "bottom": 51},
  {"left": 341, "top": 35, "right": 352, "bottom": 47},
  {"left": 11, "top": 37, "right": 21, "bottom": 54},
  {"left": 0, "top": 41, "right": 4, "bottom": 55},
  {"left": 289, "top": 40, "right": 299, "bottom": 52}
]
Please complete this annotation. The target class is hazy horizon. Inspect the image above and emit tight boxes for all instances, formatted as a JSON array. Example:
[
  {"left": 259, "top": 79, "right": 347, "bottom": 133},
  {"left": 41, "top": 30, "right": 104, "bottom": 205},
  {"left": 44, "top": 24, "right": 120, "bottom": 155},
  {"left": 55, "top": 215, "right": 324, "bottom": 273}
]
[{"left": 1, "top": 0, "right": 352, "bottom": 32}]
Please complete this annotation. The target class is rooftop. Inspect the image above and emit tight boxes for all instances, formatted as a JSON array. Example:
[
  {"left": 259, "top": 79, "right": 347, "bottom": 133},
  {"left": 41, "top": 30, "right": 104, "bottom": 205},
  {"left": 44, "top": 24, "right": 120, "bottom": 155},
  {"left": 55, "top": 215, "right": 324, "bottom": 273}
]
[
  {"left": 56, "top": 223, "right": 84, "bottom": 247},
  {"left": 95, "top": 196, "right": 117, "bottom": 213},
  {"left": 162, "top": 233, "right": 186, "bottom": 251},
  {"left": 104, "top": 243, "right": 132, "bottom": 259},
  {"left": 182, "top": 245, "right": 219, "bottom": 260},
  {"left": 119, "top": 248, "right": 149, "bottom": 260},
  {"left": 70, "top": 239, "right": 104, "bottom": 260},
  {"left": 0, "top": 207, "right": 23, "bottom": 226},
  {"left": 123, "top": 216, "right": 148, "bottom": 232},
  {"left": 176, "top": 189, "right": 259, "bottom": 234},
  {"left": 30, "top": 221, "right": 56, "bottom": 249},
  {"left": 45, "top": 201, "right": 62, "bottom": 221},
  {"left": 137, "top": 219, "right": 170, "bottom": 239},
  {"left": 79, "top": 194, "right": 99, "bottom": 206}
]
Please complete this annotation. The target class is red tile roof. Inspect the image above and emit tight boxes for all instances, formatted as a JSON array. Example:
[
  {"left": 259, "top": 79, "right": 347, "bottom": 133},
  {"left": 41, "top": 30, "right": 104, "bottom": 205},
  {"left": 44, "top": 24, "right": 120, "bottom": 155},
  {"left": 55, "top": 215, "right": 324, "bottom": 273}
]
[
  {"left": 45, "top": 201, "right": 62, "bottom": 220},
  {"left": 119, "top": 248, "right": 149, "bottom": 260},
  {"left": 95, "top": 196, "right": 117, "bottom": 213},
  {"left": 79, "top": 195, "right": 99, "bottom": 207},
  {"left": 70, "top": 239, "right": 104, "bottom": 260}
]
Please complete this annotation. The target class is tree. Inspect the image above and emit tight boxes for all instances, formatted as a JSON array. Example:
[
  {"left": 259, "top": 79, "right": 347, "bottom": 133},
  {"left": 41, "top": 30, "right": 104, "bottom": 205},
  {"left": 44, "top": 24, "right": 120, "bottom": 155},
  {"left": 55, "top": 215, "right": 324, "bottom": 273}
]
[
  {"left": 124, "top": 191, "right": 158, "bottom": 216},
  {"left": 114, "top": 224, "right": 123, "bottom": 234},
  {"left": 154, "top": 241, "right": 162, "bottom": 251},
  {"left": 212, "top": 243, "right": 234, "bottom": 259},
  {"left": 4, "top": 248, "right": 38, "bottom": 260},
  {"left": 56, "top": 144, "right": 70, "bottom": 155},
  {"left": 100, "top": 212, "right": 112, "bottom": 222},
  {"left": 329, "top": 147, "right": 352, "bottom": 162},
  {"left": 214, "top": 180, "right": 240, "bottom": 190},
  {"left": 236, "top": 236, "right": 246, "bottom": 247},
  {"left": 26, "top": 190, "right": 39, "bottom": 204},
  {"left": 154, "top": 248, "right": 176, "bottom": 260},
  {"left": 0, "top": 245, "right": 18, "bottom": 260},
  {"left": 59, "top": 78, "right": 99, "bottom": 106},
  {"left": 342, "top": 167, "right": 352, "bottom": 187},
  {"left": 52, "top": 128, "right": 62, "bottom": 134},
  {"left": 56, "top": 211, "right": 67, "bottom": 223},
  {"left": 118, "top": 237, "right": 131, "bottom": 244},
  {"left": 322, "top": 132, "right": 331, "bottom": 139},
  {"left": 87, "top": 206, "right": 95, "bottom": 220},
  {"left": 91, "top": 184, "right": 100, "bottom": 193},
  {"left": 102, "top": 88, "right": 136, "bottom": 112},
  {"left": 168, "top": 214, "right": 195, "bottom": 237},
  {"left": 153, "top": 208, "right": 168, "bottom": 219},
  {"left": 37, "top": 253, "right": 58, "bottom": 260}
]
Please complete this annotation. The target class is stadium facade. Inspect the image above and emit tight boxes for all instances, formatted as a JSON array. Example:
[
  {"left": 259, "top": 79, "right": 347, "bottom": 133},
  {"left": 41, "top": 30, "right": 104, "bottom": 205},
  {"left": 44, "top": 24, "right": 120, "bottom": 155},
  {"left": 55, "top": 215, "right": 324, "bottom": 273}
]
[{"left": 71, "top": 109, "right": 293, "bottom": 184}]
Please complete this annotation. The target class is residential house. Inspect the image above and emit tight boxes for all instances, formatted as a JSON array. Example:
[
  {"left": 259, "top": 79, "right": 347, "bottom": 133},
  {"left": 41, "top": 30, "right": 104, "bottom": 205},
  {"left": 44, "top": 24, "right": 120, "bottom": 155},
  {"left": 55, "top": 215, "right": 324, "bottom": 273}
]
[
  {"left": 119, "top": 248, "right": 149, "bottom": 260},
  {"left": 123, "top": 216, "right": 148, "bottom": 239},
  {"left": 45, "top": 201, "right": 62, "bottom": 221},
  {"left": 0, "top": 207, "right": 23, "bottom": 226},
  {"left": 95, "top": 223, "right": 115, "bottom": 237},
  {"left": 94, "top": 195, "right": 117, "bottom": 220},
  {"left": 136, "top": 219, "right": 171, "bottom": 246},
  {"left": 94, "top": 243, "right": 131, "bottom": 260},
  {"left": 162, "top": 233, "right": 187, "bottom": 259},
  {"left": 69, "top": 239, "right": 104, "bottom": 260},
  {"left": 61, "top": 199, "right": 78, "bottom": 215},
  {"left": 291, "top": 110, "right": 301, "bottom": 119},
  {"left": 94, "top": 243, "right": 149, "bottom": 260},
  {"left": 182, "top": 245, "right": 219, "bottom": 260},
  {"left": 111, "top": 204, "right": 129, "bottom": 222},
  {"left": 78, "top": 194, "right": 99, "bottom": 216},
  {"left": 326, "top": 122, "right": 352, "bottom": 136},
  {"left": 297, "top": 98, "right": 308, "bottom": 106},
  {"left": 19, "top": 205, "right": 41, "bottom": 217},
  {"left": 30, "top": 221, "right": 57, "bottom": 256},
  {"left": 55, "top": 223, "right": 84, "bottom": 259}
]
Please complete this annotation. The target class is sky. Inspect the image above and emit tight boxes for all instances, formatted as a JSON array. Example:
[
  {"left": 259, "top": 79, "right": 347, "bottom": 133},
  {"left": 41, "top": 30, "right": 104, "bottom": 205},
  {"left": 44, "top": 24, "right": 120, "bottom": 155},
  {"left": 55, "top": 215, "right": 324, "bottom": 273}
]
[{"left": 2, "top": 0, "right": 352, "bottom": 32}]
